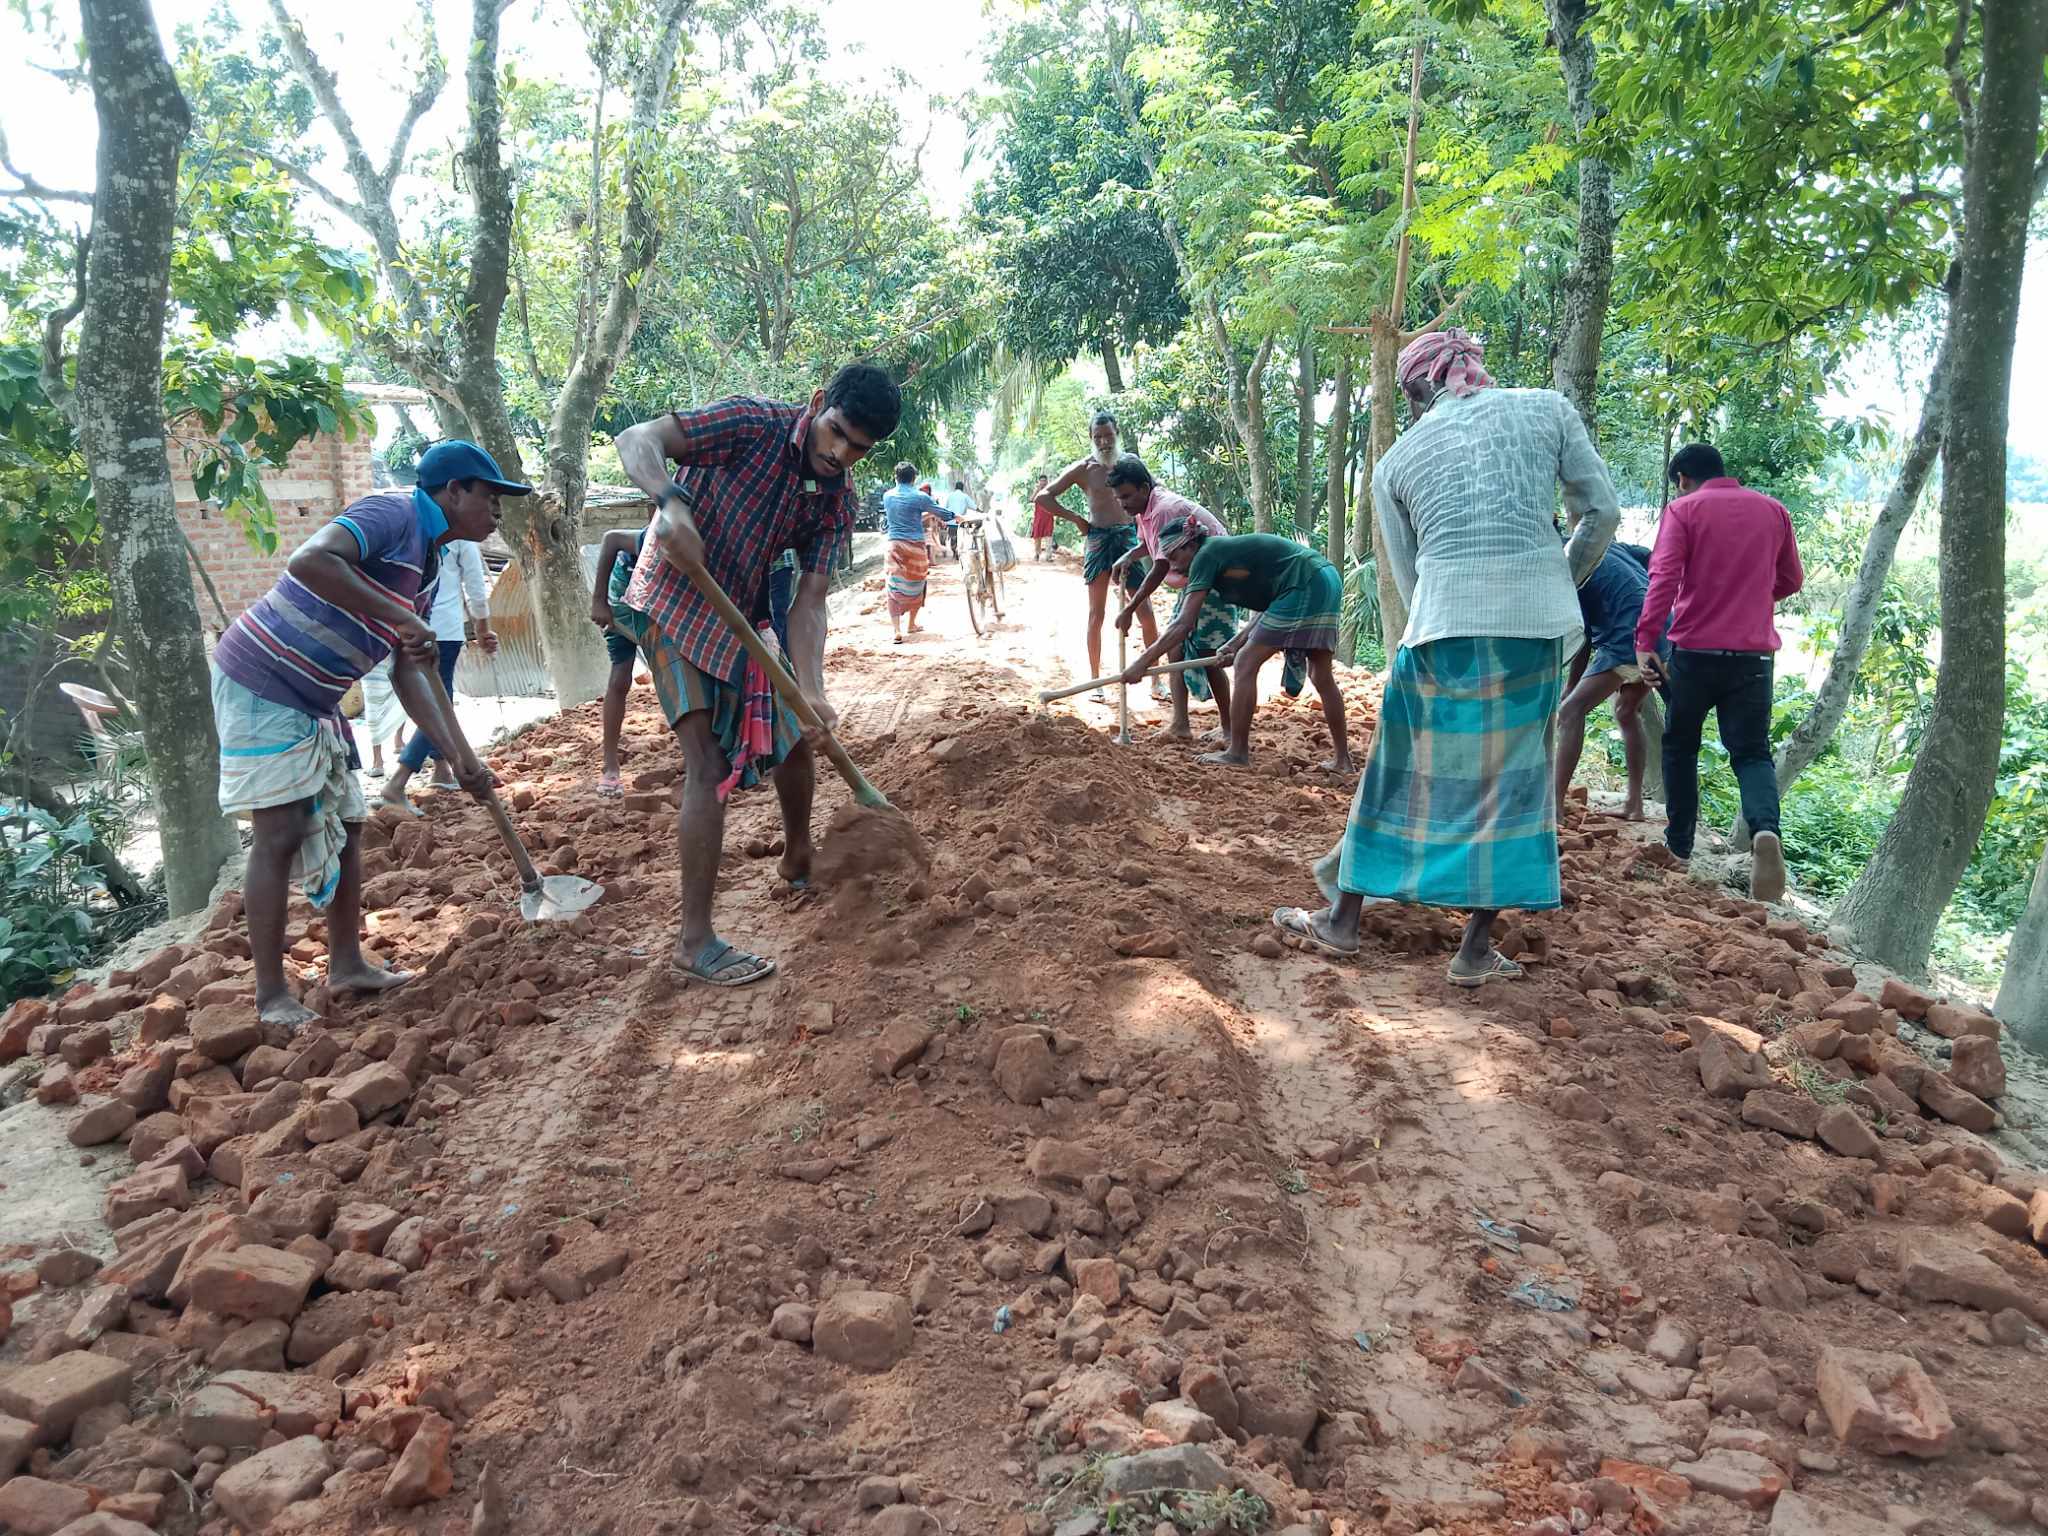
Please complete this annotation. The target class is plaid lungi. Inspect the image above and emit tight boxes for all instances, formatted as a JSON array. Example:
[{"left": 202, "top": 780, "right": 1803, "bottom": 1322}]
[
  {"left": 613, "top": 604, "right": 801, "bottom": 801},
  {"left": 1084, "top": 524, "right": 1146, "bottom": 591},
  {"left": 1176, "top": 590, "right": 1239, "bottom": 702},
  {"left": 1316, "top": 635, "right": 1565, "bottom": 912},
  {"left": 212, "top": 668, "right": 366, "bottom": 911},
  {"left": 1246, "top": 560, "right": 1342, "bottom": 655},
  {"left": 885, "top": 538, "right": 929, "bottom": 617},
  {"left": 1176, "top": 591, "right": 1311, "bottom": 701}
]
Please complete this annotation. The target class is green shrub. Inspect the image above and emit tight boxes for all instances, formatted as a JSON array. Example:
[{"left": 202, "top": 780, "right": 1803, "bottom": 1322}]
[{"left": 0, "top": 807, "right": 111, "bottom": 1006}]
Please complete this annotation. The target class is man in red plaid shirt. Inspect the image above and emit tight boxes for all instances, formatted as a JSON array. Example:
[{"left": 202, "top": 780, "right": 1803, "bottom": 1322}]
[{"left": 613, "top": 363, "right": 902, "bottom": 987}]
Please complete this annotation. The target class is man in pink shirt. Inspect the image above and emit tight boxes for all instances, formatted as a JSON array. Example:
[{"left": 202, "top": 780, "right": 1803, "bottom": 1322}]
[
  {"left": 1635, "top": 442, "right": 1804, "bottom": 901},
  {"left": 1107, "top": 455, "right": 1233, "bottom": 739}
]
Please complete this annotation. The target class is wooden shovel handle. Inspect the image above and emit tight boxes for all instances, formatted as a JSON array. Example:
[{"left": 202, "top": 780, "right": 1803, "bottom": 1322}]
[
  {"left": 1036, "top": 654, "right": 1224, "bottom": 705},
  {"left": 672, "top": 555, "right": 890, "bottom": 808},
  {"left": 480, "top": 791, "right": 544, "bottom": 893}
]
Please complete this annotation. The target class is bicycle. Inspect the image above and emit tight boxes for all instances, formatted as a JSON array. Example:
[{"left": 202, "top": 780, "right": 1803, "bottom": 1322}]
[{"left": 957, "top": 513, "right": 1004, "bottom": 636}]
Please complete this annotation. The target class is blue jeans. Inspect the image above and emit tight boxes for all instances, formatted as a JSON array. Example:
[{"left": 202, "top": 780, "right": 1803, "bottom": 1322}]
[{"left": 397, "top": 640, "right": 464, "bottom": 772}]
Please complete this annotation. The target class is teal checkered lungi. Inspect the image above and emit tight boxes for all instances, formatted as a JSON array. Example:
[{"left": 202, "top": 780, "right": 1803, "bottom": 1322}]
[
  {"left": 1174, "top": 591, "right": 1310, "bottom": 701},
  {"left": 1315, "top": 635, "right": 1564, "bottom": 911}
]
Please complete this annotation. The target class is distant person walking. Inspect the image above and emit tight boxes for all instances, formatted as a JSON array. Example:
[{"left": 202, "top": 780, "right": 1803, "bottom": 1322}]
[
  {"left": 1636, "top": 441, "right": 1804, "bottom": 902},
  {"left": 1029, "top": 477, "right": 1057, "bottom": 561},
  {"left": 882, "top": 463, "right": 944, "bottom": 642}
]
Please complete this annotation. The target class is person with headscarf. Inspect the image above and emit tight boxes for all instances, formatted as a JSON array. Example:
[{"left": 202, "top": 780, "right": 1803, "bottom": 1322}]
[
  {"left": 1272, "top": 328, "right": 1619, "bottom": 986},
  {"left": 1116, "top": 513, "right": 1353, "bottom": 773}
]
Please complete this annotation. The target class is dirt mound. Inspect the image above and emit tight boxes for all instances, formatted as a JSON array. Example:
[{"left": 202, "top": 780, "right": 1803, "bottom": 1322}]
[
  {"left": 3, "top": 580, "right": 2043, "bottom": 1536},
  {"left": 813, "top": 801, "right": 931, "bottom": 885}
]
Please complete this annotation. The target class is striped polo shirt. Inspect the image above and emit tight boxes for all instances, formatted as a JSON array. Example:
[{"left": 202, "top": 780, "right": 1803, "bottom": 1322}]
[{"left": 213, "top": 490, "right": 442, "bottom": 719}]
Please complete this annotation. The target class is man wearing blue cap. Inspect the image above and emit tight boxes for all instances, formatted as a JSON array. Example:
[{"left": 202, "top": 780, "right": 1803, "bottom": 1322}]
[{"left": 210, "top": 440, "right": 527, "bottom": 1029}]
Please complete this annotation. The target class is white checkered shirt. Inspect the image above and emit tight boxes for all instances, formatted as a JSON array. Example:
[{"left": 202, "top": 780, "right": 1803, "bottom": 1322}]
[{"left": 1372, "top": 387, "right": 1620, "bottom": 649}]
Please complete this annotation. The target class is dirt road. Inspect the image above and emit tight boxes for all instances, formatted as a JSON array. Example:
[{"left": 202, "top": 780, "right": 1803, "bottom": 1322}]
[{"left": 2, "top": 551, "right": 2045, "bottom": 1536}]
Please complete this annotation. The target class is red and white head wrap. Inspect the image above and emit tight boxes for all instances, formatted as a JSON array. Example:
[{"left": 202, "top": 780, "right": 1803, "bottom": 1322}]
[{"left": 1396, "top": 328, "right": 1495, "bottom": 400}]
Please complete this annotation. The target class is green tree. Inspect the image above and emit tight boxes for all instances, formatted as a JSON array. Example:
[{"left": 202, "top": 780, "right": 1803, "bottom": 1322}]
[
  {"left": 974, "top": 41, "right": 1186, "bottom": 392},
  {"left": 1836, "top": 0, "right": 2048, "bottom": 971}
]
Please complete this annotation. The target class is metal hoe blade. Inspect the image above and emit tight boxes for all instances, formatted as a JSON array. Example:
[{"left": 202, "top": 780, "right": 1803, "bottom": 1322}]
[{"left": 520, "top": 874, "right": 604, "bottom": 923}]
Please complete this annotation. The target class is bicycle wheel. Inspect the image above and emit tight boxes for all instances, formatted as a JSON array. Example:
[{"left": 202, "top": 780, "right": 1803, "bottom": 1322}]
[
  {"left": 989, "top": 547, "right": 1006, "bottom": 618},
  {"left": 963, "top": 547, "right": 987, "bottom": 637}
]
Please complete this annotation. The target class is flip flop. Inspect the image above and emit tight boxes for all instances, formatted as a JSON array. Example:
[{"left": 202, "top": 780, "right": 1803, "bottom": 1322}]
[
  {"left": 1272, "top": 906, "right": 1358, "bottom": 958},
  {"left": 672, "top": 939, "right": 777, "bottom": 988},
  {"left": 596, "top": 772, "right": 623, "bottom": 799},
  {"left": 1447, "top": 950, "right": 1524, "bottom": 988}
]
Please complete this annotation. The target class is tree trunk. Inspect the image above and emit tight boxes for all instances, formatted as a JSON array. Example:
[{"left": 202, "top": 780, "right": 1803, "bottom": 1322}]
[
  {"left": 1545, "top": 0, "right": 1614, "bottom": 434},
  {"left": 1834, "top": 0, "right": 2046, "bottom": 973},
  {"left": 1732, "top": 317, "right": 1951, "bottom": 848},
  {"left": 537, "top": 0, "right": 695, "bottom": 710},
  {"left": 74, "top": 0, "right": 238, "bottom": 918},
  {"left": 1326, "top": 352, "right": 1352, "bottom": 565},
  {"left": 1294, "top": 328, "right": 1317, "bottom": 536},
  {"left": 1368, "top": 312, "right": 1408, "bottom": 649},
  {"left": 452, "top": 0, "right": 608, "bottom": 708},
  {"left": 1995, "top": 844, "right": 2048, "bottom": 1051},
  {"left": 1245, "top": 336, "right": 1277, "bottom": 534},
  {"left": 1099, "top": 333, "right": 1125, "bottom": 393},
  {"left": 1348, "top": 383, "right": 1370, "bottom": 569},
  {"left": 1328, "top": 353, "right": 1356, "bottom": 661}
]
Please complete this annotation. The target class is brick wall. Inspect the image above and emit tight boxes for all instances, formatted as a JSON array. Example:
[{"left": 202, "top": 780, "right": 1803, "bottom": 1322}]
[{"left": 178, "top": 430, "right": 379, "bottom": 644}]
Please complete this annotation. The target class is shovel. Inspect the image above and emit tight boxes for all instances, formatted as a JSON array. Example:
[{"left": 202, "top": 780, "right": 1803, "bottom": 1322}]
[
  {"left": 420, "top": 650, "right": 604, "bottom": 924},
  {"left": 673, "top": 554, "right": 897, "bottom": 812},
  {"left": 1037, "top": 654, "right": 1224, "bottom": 707},
  {"left": 668, "top": 550, "right": 928, "bottom": 879},
  {"left": 481, "top": 790, "right": 604, "bottom": 922}
]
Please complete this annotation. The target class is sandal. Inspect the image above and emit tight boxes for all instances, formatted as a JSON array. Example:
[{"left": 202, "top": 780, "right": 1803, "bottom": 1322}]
[
  {"left": 596, "top": 772, "right": 623, "bottom": 799},
  {"left": 671, "top": 939, "right": 777, "bottom": 988},
  {"left": 1272, "top": 906, "right": 1358, "bottom": 958},
  {"left": 1447, "top": 950, "right": 1524, "bottom": 988}
]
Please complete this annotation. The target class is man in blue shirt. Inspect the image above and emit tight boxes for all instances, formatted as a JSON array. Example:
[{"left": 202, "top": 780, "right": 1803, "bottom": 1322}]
[
  {"left": 1555, "top": 539, "right": 1669, "bottom": 822},
  {"left": 882, "top": 463, "right": 945, "bottom": 642}
]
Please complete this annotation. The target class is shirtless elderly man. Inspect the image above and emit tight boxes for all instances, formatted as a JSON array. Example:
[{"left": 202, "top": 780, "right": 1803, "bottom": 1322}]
[{"left": 1033, "top": 410, "right": 1162, "bottom": 698}]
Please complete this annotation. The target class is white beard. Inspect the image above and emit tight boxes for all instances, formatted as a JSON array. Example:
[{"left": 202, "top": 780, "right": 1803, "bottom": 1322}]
[{"left": 1092, "top": 445, "right": 1117, "bottom": 468}]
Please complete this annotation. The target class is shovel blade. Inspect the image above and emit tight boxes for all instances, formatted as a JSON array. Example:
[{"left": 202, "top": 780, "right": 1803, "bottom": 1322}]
[{"left": 519, "top": 875, "right": 604, "bottom": 923}]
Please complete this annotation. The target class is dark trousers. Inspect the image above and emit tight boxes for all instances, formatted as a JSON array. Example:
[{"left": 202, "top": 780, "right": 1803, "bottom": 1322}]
[
  {"left": 398, "top": 640, "right": 465, "bottom": 772},
  {"left": 768, "top": 562, "right": 795, "bottom": 655},
  {"left": 1662, "top": 648, "right": 1779, "bottom": 859}
]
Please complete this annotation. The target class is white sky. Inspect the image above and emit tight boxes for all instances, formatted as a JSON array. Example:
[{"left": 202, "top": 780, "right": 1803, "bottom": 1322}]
[{"left": 0, "top": 0, "right": 2040, "bottom": 449}]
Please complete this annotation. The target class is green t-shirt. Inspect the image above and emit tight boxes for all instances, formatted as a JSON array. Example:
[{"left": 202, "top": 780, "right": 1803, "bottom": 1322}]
[{"left": 1183, "top": 533, "right": 1322, "bottom": 612}]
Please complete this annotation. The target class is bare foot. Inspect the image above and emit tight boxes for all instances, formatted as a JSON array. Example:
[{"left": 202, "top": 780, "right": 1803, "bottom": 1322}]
[
  {"left": 256, "top": 993, "right": 319, "bottom": 1031},
  {"left": 1320, "top": 756, "right": 1357, "bottom": 775},
  {"left": 1623, "top": 802, "right": 1647, "bottom": 822},
  {"left": 777, "top": 843, "right": 813, "bottom": 890},
  {"left": 1198, "top": 727, "right": 1227, "bottom": 744},
  {"left": 1154, "top": 724, "right": 1194, "bottom": 742},
  {"left": 1198, "top": 749, "right": 1250, "bottom": 768},
  {"left": 378, "top": 786, "right": 421, "bottom": 818},
  {"left": 329, "top": 961, "right": 413, "bottom": 996}
]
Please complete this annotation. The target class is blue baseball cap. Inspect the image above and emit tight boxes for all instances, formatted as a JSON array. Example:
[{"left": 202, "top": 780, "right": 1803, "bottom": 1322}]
[{"left": 416, "top": 440, "right": 532, "bottom": 496}]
